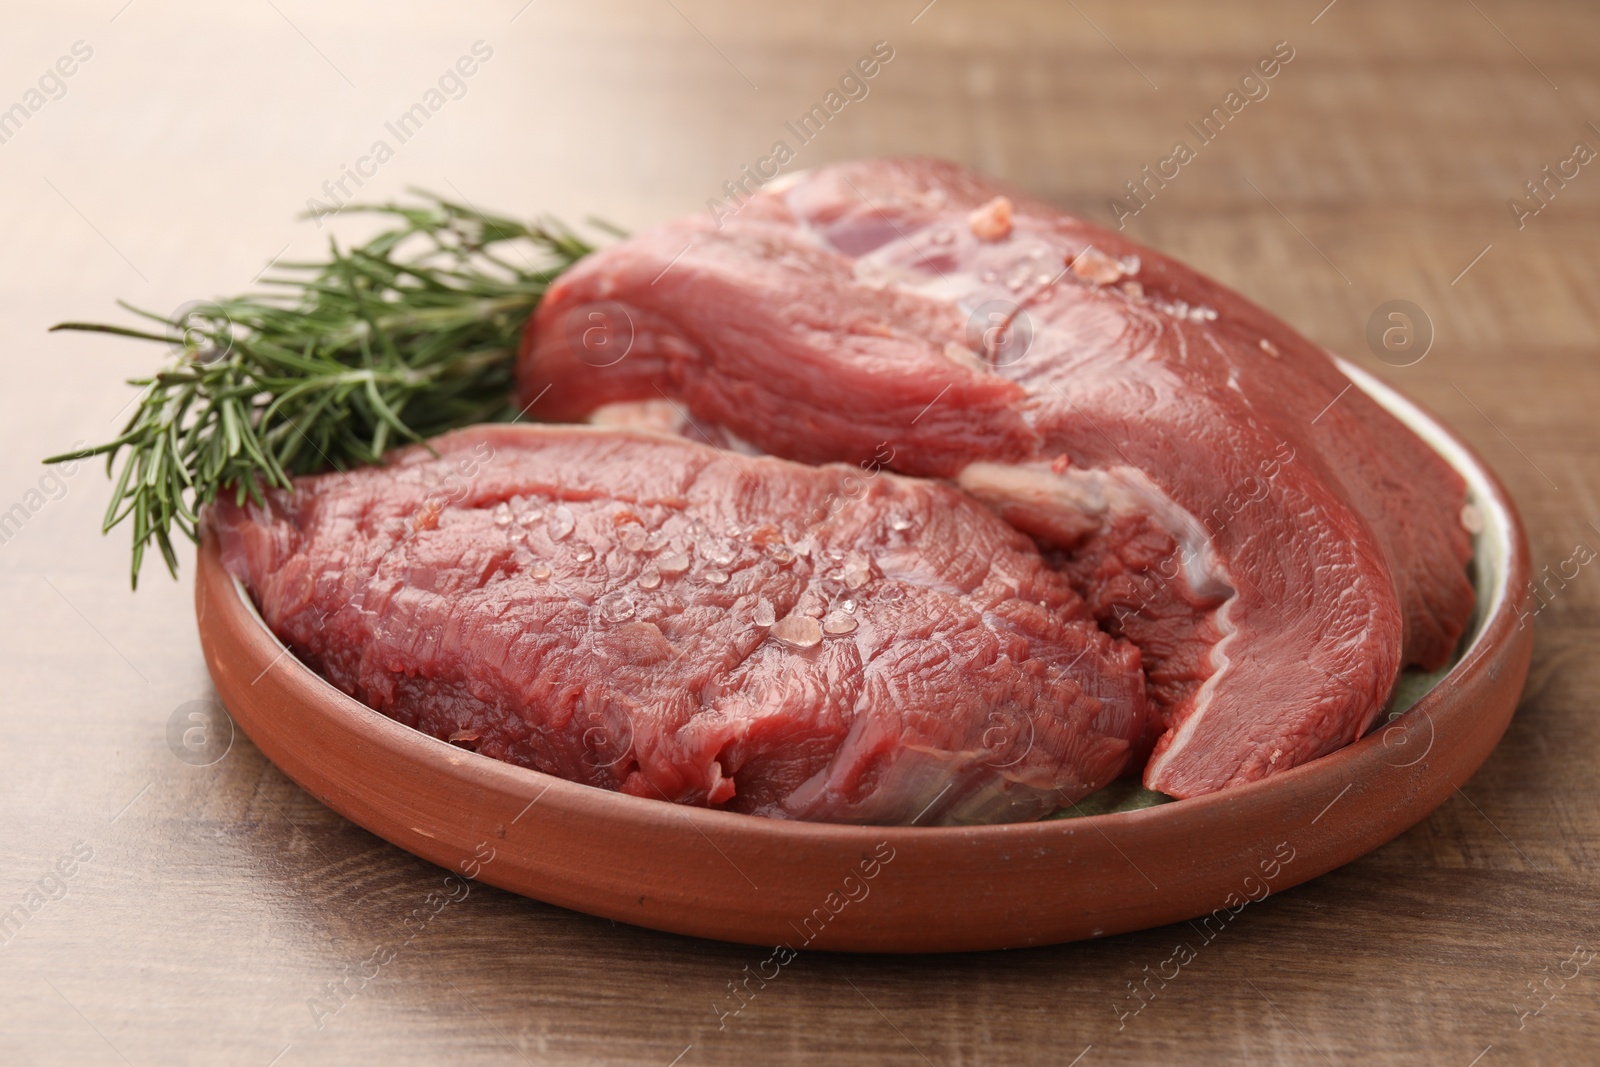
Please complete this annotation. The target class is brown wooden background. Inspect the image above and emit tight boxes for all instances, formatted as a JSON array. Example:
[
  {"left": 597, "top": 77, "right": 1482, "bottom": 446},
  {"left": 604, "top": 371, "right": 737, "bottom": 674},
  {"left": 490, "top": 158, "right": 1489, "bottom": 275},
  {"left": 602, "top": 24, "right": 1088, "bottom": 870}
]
[{"left": 2, "top": 1, "right": 1597, "bottom": 1063}]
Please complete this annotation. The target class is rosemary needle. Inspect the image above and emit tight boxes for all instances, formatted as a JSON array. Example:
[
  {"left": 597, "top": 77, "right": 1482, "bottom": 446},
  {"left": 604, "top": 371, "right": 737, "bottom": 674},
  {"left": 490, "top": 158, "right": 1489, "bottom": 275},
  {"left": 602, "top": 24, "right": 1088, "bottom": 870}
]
[{"left": 43, "top": 192, "right": 597, "bottom": 588}]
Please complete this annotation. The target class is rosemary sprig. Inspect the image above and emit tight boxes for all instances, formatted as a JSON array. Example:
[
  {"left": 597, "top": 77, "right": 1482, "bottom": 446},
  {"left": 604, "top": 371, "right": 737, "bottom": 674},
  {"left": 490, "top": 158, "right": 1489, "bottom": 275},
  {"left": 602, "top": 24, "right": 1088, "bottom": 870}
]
[{"left": 44, "top": 192, "right": 598, "bottom": 587}]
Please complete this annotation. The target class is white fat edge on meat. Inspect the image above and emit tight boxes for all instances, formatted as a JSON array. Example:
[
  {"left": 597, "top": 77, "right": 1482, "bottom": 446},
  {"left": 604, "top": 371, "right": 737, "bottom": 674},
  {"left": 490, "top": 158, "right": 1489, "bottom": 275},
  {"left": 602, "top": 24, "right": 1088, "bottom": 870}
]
[
  {"left": 586, "top": 401, "right": 766, "bottom": 456},
  {"left": 762, "top": 168, "right": 810, "bottom": 196},
  {"left": 588, "top": 399, "right": 688, "bottom": 435},
  {"left": 715, "top": 429, "right": 764, "bottom": 456},
  {"left": 953, "top": 461, "right": 1234, "bottom": 602},
  {"left": 1139, "top": 595, "right": 1244, "bottom": 789}
]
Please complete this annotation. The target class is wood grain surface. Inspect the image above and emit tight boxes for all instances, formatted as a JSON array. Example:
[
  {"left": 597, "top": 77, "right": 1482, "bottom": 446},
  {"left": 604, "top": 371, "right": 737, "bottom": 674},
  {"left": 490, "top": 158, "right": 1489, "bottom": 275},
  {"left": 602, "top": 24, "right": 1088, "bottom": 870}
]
[{"left": 2, "top": 1, "right": 1596, "bottom": 1064}]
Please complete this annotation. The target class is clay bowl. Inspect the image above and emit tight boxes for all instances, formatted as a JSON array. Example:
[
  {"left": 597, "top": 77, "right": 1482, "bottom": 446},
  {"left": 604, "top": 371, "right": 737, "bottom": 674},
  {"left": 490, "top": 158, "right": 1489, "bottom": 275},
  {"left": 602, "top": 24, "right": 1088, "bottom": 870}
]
[{"left": 195, "top": 363, "right": 1531, "bottom": 953}]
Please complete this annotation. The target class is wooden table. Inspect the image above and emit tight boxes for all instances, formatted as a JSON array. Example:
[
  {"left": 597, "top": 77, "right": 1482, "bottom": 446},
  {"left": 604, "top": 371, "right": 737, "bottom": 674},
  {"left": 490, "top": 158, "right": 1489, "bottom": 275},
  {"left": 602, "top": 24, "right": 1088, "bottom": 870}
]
[{"left": 3, "top": 1, "right": 1596, "bottom": 1063}]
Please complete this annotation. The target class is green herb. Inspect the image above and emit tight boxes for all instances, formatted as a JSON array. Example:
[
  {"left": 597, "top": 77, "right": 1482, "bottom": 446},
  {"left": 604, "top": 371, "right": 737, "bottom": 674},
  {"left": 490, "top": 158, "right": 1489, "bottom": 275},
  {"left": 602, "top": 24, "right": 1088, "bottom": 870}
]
[{"left": 44, "top": 193, "right": 600, "bottom": 587}]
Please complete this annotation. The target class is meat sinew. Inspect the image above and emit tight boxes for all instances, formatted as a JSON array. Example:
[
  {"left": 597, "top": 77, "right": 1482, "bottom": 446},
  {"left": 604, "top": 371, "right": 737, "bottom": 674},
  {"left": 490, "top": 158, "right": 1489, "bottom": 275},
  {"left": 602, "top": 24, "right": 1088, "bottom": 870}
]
[
  {"left": 518, "top": 157, "right": 1477, "bottom": 798},
  {"left": 210, "top": 424, "right": 1149, "bottom": 825}
]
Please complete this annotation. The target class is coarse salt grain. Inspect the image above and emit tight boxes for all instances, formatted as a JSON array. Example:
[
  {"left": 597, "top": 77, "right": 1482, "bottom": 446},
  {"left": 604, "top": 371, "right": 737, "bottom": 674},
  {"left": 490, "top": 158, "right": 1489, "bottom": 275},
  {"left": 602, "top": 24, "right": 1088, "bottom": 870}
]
[
  {"left": 822, "top": 610, "right": 858, "bottom": 636},
  {"left": 770, "top": 615, "right": 823, "bottom": 648},
  {"left": 967, "top": 196, "right": 1014, "bottom": 241}
]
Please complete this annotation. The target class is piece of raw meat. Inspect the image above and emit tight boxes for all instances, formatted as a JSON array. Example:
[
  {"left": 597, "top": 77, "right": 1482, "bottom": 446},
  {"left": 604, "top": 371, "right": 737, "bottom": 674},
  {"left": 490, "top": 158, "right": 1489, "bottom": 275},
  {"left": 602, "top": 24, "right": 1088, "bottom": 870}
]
[
  {"left": 517, "top": 157, "right": 1476, "bottom": 797},
  {"left": 209, "top": 424, "right": 1149, "bottom": 825}
]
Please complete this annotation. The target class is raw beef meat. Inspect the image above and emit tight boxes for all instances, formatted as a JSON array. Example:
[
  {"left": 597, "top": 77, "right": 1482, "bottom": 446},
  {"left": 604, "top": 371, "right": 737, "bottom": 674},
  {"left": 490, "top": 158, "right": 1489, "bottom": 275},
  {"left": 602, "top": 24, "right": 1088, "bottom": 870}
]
[
  {"left": 209, "top": 425, "right": 1149, "bottom": 825},
  {"left": 518, "top": 157, "right": 1476, "bottom": 797}
]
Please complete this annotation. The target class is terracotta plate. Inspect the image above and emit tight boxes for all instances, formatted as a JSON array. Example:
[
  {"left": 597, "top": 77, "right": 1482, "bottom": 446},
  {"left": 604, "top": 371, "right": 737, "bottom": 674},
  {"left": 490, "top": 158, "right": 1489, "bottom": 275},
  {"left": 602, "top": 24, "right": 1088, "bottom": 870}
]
[{"left": 195, "top": 363, "right": 1532, "bottom": 953}]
